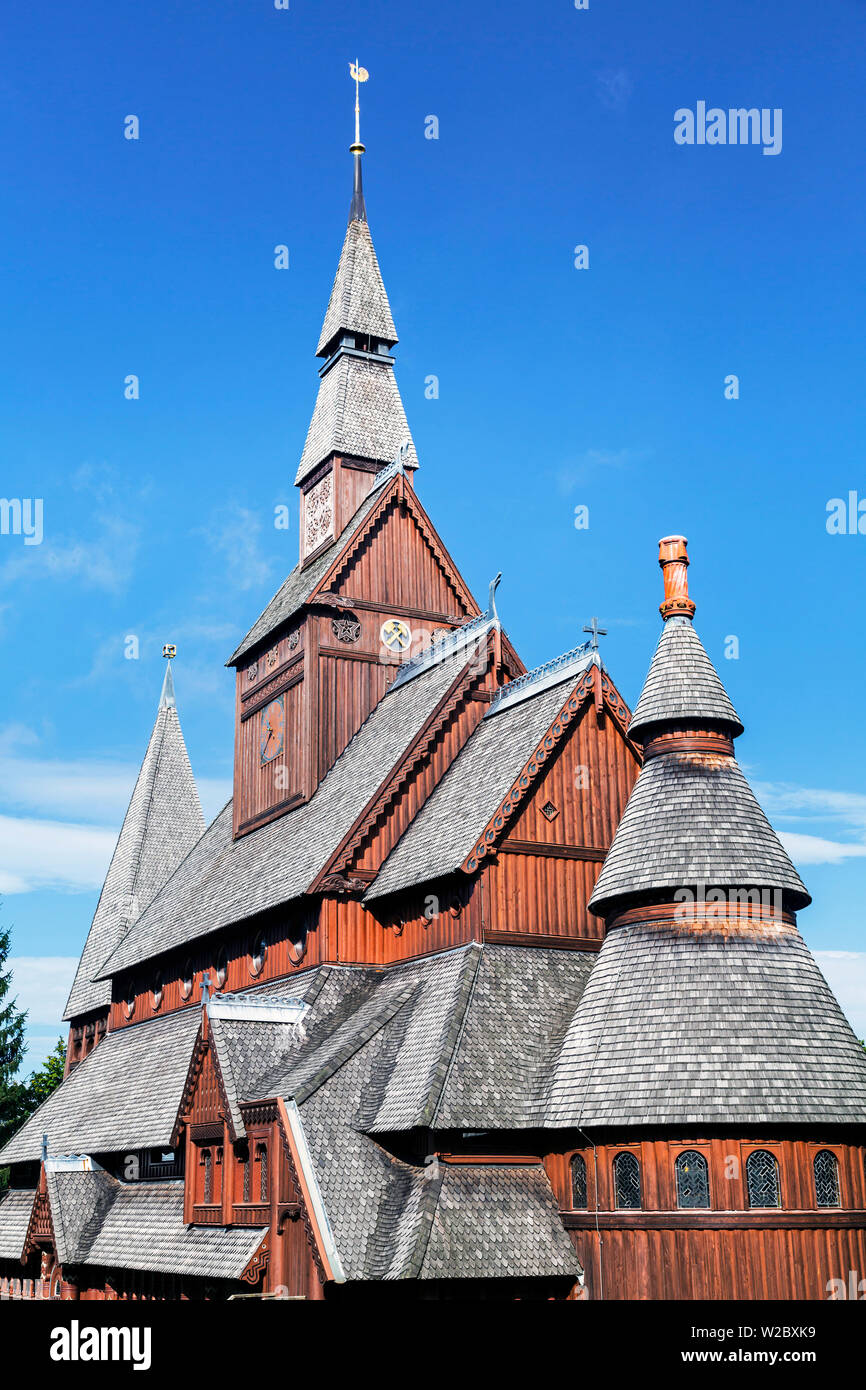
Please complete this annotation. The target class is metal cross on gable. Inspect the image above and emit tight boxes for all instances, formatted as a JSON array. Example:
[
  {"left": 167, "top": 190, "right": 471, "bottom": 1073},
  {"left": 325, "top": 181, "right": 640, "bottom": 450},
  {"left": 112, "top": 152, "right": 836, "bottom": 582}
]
[{"left": 582, "top": 616, "right": 608, "bottom": 651}]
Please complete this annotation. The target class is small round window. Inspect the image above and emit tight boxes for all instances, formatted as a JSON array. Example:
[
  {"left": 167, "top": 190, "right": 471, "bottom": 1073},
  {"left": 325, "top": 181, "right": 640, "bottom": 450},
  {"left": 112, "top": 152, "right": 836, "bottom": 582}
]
[
  {"left": 249, "top": 936, "right": 268, "bottom": 977},
  {"left": 214, "top": 949, "right": 228, "bottom": 989},
  {"left": 151, "top": 972, "right": 163, "bottom": 1012},
  {"left": 180, "top": 963, "right": 194, "bottom": 1001}
]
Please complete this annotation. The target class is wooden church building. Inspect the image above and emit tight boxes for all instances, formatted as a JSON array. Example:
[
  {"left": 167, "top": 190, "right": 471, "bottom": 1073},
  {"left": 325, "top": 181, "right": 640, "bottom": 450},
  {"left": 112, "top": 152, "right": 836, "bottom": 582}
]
[{"left": 1, "top": 116, "right": 865, "bottom": 1303}]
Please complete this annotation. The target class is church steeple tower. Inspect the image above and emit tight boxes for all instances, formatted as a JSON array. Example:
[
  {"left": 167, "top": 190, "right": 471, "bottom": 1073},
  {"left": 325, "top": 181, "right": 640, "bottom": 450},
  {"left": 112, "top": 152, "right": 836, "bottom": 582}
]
[{"left": 297, "top": 66, "right": 417, "bottom": 561}]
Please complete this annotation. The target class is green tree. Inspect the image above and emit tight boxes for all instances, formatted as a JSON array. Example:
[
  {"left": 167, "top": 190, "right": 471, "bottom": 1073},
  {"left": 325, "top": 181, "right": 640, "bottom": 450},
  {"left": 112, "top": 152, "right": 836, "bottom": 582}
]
[
  {"left": 0, "top": 924, "right": 31, "bottom": 1193},
  {"left": 28, "top": 1037, "right": 66, "bottom": 1106}
]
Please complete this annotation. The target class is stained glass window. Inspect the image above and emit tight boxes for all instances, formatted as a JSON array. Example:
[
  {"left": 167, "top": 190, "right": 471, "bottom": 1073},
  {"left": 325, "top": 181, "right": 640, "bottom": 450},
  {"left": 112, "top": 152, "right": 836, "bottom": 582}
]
[
  {"left": 813, "top": 1150, "right": 840, "bottom": 1208},
  {"left": 746, "top": 1150, "right": 780, "bottom": 1208},
  {"left": 614, "top": 1151, "right": 641, "bottom": 1209},
  {"left": 571, "top": 1153, "right": 587, "bottom": 1209},
  {"left": 257, "top": 1142, "right": 268, "bottom": 1202},
  {"left": 675, "top": 1150, "right": 710, "bottom": 1209},
  {"left": 201, "top": 1148, "right": 212, "bottom": 1205}
]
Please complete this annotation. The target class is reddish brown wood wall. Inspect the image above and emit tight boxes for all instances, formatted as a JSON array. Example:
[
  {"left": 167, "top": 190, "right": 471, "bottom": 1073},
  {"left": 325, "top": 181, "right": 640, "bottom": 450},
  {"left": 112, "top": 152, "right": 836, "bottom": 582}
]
[{"left": 546, "top": 1137, "right": 866, "bottom": 1300}]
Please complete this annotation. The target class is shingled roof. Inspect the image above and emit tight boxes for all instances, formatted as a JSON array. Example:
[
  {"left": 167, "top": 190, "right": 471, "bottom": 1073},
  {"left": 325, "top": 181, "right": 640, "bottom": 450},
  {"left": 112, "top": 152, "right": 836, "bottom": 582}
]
[
  {"left": 0, "top": 1008, "right": 201, "bottom": 1164},
  {"left": 316, "top": 218, "right": 398, "bottom": 357},
  {"left": 0, "top": 1188, "right": 36, "bottom": 1260},
  {"left": 545, "top": 918, "right": 866, "bottom": 1127},
  {"left": 367, "top": 655, "right": 598, "bottom": 901},
  {"left": 629, "top": 616, "right": 743, "bottom": 740},
  {"left": 97, "top": 646, "right": 479, "bottom": 979},
  {"left": 589, "top": 752, "right": 810, "bottom": 917},
  {"left": 45, "top": 1171, "right": 264, "bottom": 1279},
  {"left": 64, "top": 665, "right": 204, "bottom": 1019},
  {"left": 295, "top": 352, "right": 418, "bottom": 486},
  {"left": 270, "top": 946, "right": 584, "bottom": 1282}
]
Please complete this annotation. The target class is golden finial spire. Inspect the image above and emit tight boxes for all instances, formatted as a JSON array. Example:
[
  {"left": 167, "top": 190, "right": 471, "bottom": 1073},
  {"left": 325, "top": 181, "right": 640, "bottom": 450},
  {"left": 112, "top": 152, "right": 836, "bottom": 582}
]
[
  {"left": 349, "top": 60, "right": 368, "bottom": 153},
  {"left": 348, "top": 61, "right": 369, "bottom": 222}
]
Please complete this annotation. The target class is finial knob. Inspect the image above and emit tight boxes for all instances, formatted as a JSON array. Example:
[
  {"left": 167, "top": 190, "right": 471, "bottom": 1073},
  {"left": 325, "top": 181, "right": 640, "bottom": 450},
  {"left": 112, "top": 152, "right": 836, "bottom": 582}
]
[{"left": 658, "top": 535, "right": 696, "bottom": 620}]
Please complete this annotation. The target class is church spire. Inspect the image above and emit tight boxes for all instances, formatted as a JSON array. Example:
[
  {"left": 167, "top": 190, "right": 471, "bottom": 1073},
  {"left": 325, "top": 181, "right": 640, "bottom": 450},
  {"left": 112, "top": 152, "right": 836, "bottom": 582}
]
[
  {"left": 349, "top": 59, "right": 367, "bottom": 223},
  {"left": 295, "top": 66, "right": 417, "bottom": 494},
  {"left": 63, "top": 659, "right": 205, "bottom": 1021}
]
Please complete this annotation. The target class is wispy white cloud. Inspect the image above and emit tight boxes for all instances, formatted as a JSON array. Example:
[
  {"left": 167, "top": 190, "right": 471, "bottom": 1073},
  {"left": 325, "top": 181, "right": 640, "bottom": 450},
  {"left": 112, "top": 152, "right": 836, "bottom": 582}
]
[
  {"left": 200, "top": 505, "right": 277, "bottom": 592},
  {"left": 7, "top": 956, "right": 78, "bottom": 1024},
  {"left": 597, "top": 68, "right": 633, "bottom": 113},
  {"left": 754, "top": 780, "right": 866, "bottom": 867},
  {"left": 814, "top": 951, "right": 866, "bottom": 1038},
  {"left": 778, "top": 832, "right": 866, "bottom": 867},
  {"left": 555, "top": 447, "right": 652, "bottom": 496},
  {"left": 1, "top": 515, "right": 140, "bottom": 592},
  {"left": 0, "top": 814, "right": 116, "bottom": 893}
]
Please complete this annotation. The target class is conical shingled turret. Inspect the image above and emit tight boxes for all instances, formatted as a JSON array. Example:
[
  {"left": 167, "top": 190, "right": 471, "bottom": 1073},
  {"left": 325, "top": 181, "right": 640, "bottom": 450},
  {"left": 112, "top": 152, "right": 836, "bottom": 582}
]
[
  {"left": 295, "top": 133, "right": 416, "bottom": 488},
  {"left": 546, "top": 538, "right": 866, "bottom": 1129},
  {"left": 63, "top": 664, "right": 205, "bottom": 1020},
  {"left": 591, "top": 537, "right": 804, "bottom": 918}
]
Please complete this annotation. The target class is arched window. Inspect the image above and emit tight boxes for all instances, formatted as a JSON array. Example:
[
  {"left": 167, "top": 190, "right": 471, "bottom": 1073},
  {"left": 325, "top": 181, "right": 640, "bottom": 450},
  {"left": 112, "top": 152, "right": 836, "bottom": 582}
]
[
  {"left": 746, "top": 1150, "right": 780, "bottom": 1208},
  {"left": 570, "top": 1153, "right": 587, "bottom": 1209},
  {"left": 214, "top": 949, "right": 228, "bottom": 990},
  {"left": 151, "top": 972, "right": 163, "bottom": 1011},
  {"left": 250, "top": 936, "right": 268, "bottom": 978},
  {"left": 675, "top": 1150, "right": 710, "bottom": 1209},
  {"left": 180, "top": 963, "right": 194, "bottom": 1001},
  {"left": 813, "top": 1150, "right": 840, "bottom": 1208},
  {"left": 201, "top": 1148, "right": 213, "bottom": 1205},
  {"left": 256, "top": 1142, "right": 269, "bottom": 1202},
  {"left": 123, "top": 986, "right": 136, "bottom": 1020},
  {"left": 613, "top": 1151, "right": 642, "bottom": 1209},
  {"left": 242, "top": 1148, "right": 251, "bottom": 1203}
]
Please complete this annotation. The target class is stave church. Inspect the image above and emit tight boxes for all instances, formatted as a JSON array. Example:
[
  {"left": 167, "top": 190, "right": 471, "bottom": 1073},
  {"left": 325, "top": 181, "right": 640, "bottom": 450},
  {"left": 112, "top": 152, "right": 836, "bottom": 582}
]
[{"left": 1, "top": 91, "right": 865, "bottom": 1302}]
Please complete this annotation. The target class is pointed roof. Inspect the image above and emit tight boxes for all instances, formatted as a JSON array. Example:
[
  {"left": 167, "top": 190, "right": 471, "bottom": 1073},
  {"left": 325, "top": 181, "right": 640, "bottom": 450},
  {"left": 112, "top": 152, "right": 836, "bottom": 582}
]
[
  {"left": 295, "top": 352, "right": 417, "bottom": 486},
  {"left": 588, "top": 751, "right": 809, "bottom": 915},
  {"left": 63, "top": 668, "right": 205, "bottom": 1019},
  {"left": 545, "top": 917, "right": 866, "bottom": 1127},
  {"left": 366, "top": 648, "right": 611, "bottom": 901},
  {"left": 316, "top": 218, "right": 397, "bottom": 358},
  {"left": 591, "top": 536, "right": 806, "bottom": 917},
  {"left": 628, "top": 616, "right": 742, "bottom": 740},
  {"left": 94, "top": 645, "right": 483, "bottom": 979}
]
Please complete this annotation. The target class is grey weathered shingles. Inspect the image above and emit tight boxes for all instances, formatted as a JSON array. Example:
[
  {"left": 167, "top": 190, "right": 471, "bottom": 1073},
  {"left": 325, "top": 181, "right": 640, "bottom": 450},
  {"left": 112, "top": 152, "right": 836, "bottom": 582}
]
[
  {"left": 45, "top": 1167, "right": 118, "bottom": 1266},
  {"left": 0, "top": 1188, "right": 35, "bottom": 1259},
  {"left": 64, "top": 693, "right": 204, "bottom": 1018},
  {"left": 46, "top": 1172, "right": 264, "bottom": 1277},
  {"left": 433, "top": 945, "right": 596, "bottom": 1130},
  {"left": 316, "top": 218, "right": 398, "bottom": 357},
  {"left": 420, "top": 1166, "right": 580, "bottom": 1281},
  {"left": 546, "top": 920, "right": 866, "bottom": 1126},
  {"left": 296, "top": 353, "right": 418, "bottom": 485},
  {"left": 98, "top": 648, "right": 473, "bottom": 979},
  {"left": 367, "top": 669, "right": 586, "bottom": 901},
  {"left": 589, "top": 752, "right": 810, "bottom": 916},
  {"left": 628, "top": 616, "right": 742, "bottom": 739},
  {"left": 0, "top": 1008, "right": 201, "bottom": 1164}
]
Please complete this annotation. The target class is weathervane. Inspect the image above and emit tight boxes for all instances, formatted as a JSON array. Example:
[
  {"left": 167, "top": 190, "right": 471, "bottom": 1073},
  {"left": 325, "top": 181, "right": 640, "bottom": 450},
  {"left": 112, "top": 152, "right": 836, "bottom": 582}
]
[
  {"left": 582, "top": 617, "right": 607, "bottom": 651},
  {"left": 349, "top": 59, "right": 369, "bottom": 152},
  {"left": 162, "top": 643, "right": 176, "bottom": 659}
]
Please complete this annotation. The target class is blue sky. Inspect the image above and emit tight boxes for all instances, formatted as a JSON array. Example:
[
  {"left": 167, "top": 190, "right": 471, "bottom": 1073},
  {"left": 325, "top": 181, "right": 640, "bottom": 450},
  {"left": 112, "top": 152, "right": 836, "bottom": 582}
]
[{"left": 2, "top": 0, "right": 866, "bottom": 1068}]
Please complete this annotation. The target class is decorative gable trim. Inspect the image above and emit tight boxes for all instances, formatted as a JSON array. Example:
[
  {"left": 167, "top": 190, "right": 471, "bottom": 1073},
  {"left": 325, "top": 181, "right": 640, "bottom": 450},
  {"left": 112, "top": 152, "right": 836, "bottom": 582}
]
[
  {"left": 21, "top": 1185, "right": 49, "bottom": 1263},
  {"left": 239, "top": 1231, "right": 270, "bottom": 1286},
  {"left": 170, "top": 1024, "right": 237, "bottom": 1148},
  {"left": 312, "top": 652, "right": 492, "bottom": 887},
  {"left": 276, "top": 1098, "right": 346, "bottom": 1285},
  {"left": 461, "top": 671, "right": 639, "bottom": 875},
  {"left": 310, "top": 476, "right": 478, "bottom": 619}
]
